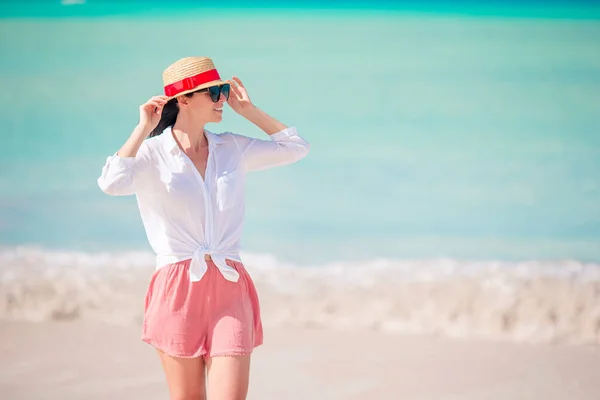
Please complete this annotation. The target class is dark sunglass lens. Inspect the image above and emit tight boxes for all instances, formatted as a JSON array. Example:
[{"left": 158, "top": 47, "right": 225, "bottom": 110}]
[
  {"left": 221, "top": 84, "right": 230, "bottom": 101},
  {"left": 208, "top": 86, "right": 220, "bottom": 102}
]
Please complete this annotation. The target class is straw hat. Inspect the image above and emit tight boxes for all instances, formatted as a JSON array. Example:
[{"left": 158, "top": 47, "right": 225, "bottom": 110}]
[{"left": 162, "top": 56, "right": 227, "bottom": 99}]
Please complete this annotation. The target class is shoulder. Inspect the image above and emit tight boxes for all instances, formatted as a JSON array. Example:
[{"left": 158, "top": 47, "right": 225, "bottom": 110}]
[
  {"left": 208, "top": 130, "right": 251, "bottom": 141},
  {"left": 143, "top": 134, "right": 164, "bottom": 148},
  {"left": 206, "top": 130, "right": 254, "bottom": 149},
  {"left": 140, "top": 133, "right": 170, "bottom": 155}
]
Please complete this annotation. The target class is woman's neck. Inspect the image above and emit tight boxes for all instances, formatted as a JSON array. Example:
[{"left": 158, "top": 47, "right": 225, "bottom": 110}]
[{"left": 172, "top": 113, "right": 207, "bottom": 152}]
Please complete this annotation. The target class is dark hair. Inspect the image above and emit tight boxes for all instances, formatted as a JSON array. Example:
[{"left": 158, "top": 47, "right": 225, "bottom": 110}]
[{"left": 148, "top": 89, "right": 203, "bottom": 137}]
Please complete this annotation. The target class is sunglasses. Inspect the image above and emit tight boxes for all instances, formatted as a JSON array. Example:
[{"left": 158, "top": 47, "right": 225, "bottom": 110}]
[{"left": 196, "top": 83, "right": 230, "bottom": 103}]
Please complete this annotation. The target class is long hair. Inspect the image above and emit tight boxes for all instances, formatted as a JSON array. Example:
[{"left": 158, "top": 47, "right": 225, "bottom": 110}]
[{"left": 148, "top": 90, "right": 201, "bottom": 138}]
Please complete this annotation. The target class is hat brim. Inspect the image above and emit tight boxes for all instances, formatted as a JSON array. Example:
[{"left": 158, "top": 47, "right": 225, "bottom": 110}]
[{"left": 166, "top": 79, "right": 228, "bottom": 100}]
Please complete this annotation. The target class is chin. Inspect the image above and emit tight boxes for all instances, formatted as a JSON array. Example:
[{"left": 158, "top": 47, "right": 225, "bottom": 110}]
[{"left": 208, "top": 111, "right": 223, "bottom": 124}]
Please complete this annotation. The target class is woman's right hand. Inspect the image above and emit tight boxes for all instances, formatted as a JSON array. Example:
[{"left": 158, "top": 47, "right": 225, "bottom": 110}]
[{"left": 139, "top": 95, "right": 169, "bottom": 131}]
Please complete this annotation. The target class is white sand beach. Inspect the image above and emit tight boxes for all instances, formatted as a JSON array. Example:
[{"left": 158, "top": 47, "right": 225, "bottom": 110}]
[
  {"left": 2, "top": 248, "right": 600, "bottom": 398},
  {"left": 2, "top": 320, "right": 600, "bottom": 400}
]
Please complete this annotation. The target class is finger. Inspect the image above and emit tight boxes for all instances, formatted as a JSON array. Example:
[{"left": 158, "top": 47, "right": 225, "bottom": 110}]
[
  {"left": 143, "top": 101, "right": 165, "bottom": 111},
  {"left": 149, "top": 96, "right": 168, "bottom": 105},
  {"left": 232, "top": 76, "right": 244, "bottom": 88},
  {"left": 145, "top": 97, "right": 167, "bottom": 108},
  {"left": 229, "top": 83, "right": 244, "bottom": 98},
  {"left": 145, "top": 100, "right": 163, "bottom": 109},
  {"left": 227, "top": 78, "right": 241, "bottom": 90},
  {"left": 153, "top": 105, "right": 165, "bottom": 116},
  {"left": 144, "top": 102, "right": 163, "bottom": 113}
]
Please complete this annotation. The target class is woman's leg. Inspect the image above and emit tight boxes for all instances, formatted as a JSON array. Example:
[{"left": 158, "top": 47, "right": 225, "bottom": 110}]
[
  {"left": 157, "top": 349, "right": 207, "bottom": 400},
  {"left": 202, "top": 260, "right": 259, "bottom": 399},
  {"left": 205, "top": 355, "right": 251, "bottom": 400}
]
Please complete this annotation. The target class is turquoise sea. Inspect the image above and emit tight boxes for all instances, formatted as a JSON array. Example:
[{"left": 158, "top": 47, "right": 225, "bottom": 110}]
[{"left": 1, "top": 0, "right": 600, "bottom": 265}]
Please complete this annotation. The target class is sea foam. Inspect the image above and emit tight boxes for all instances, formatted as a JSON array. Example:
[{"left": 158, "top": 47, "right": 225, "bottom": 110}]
[{"left": 1, "top": 246, "right": 599, "bottom": 345}]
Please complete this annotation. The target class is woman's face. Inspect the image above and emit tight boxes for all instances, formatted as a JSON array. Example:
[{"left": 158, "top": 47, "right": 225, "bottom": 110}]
[{"left": 178, "top": 85, "right": 228, "bottom": 124}]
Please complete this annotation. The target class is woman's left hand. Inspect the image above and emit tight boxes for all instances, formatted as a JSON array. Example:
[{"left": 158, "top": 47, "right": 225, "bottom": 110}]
[{"left": 227, "top": 76, "right": 254, "bottom": 116}]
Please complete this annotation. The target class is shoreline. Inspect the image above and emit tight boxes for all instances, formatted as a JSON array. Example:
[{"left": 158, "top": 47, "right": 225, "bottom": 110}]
[{"left": 2, "top": 246, "right": 600, "bottom": 347}]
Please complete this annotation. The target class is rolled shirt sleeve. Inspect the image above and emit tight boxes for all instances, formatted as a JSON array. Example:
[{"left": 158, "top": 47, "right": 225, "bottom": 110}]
[
  {"left": 234, "top": 127, "right": 310, "bottom": 172},
  {"left": 97, "top": 141, "right": 152, "bottom": 196}
]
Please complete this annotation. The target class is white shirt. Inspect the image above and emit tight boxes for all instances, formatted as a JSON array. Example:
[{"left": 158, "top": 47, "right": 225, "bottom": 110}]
[{"left": 97, "top": 126, "right": 310, "bottom": 282}]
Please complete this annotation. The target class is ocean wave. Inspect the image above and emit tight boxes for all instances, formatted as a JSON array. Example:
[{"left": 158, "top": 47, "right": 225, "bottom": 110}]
[{"left": 1, "top": 246, "right": 599, "bottom": 345}]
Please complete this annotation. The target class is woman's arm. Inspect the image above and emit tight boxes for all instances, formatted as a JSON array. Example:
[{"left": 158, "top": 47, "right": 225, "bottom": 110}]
[
  {"left": 241, "top": 105, "right": 289, "bottom": 135},
  {"left": 97, "top": 128, "right": 152, "bottom": 196},
  {"left": 97, "top": 95, "right": 168, "bottom": 195},
  {"left": 116, "top": 123, "right": 152, "bottom": 158},
  {"left": 227, "top": 77, "right": 310, "bottom": 171}
]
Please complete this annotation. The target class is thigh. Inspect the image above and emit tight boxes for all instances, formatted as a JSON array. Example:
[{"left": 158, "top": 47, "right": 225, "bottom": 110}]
[
  {"left": 157, "top": 349, "right": 207, "bottom": 400},
  {"left": 206, "top": 355, "right": 251, "bottom": 400}
]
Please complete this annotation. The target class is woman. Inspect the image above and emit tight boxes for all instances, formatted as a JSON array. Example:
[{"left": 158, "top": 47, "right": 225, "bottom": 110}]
[{"left": 97, "top": 56, "right": 310, "bottom": 400}]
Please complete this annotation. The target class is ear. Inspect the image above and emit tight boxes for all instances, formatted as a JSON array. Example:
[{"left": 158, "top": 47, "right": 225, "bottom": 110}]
[{"left": 176, "top": 95, "right": 190, "bottom": 108}]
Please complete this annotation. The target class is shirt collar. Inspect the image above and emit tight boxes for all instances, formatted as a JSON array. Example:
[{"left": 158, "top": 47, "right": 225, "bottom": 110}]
[
  {"left": 161, "top": 125, "right": 224, "bottom": 154},
  {"left": 204, "top": 129, "right": 224, "bottom": 149}
]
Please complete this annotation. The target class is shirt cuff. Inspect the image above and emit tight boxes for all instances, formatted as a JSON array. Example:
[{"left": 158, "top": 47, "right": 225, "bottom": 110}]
[{"left": 269, "top": 127, "right": 297, "bottom": 142}]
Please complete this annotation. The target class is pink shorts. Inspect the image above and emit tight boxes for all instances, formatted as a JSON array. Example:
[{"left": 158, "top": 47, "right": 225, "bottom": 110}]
[{"left": 141, "top": 258, "right": 263, "bottom": 358}]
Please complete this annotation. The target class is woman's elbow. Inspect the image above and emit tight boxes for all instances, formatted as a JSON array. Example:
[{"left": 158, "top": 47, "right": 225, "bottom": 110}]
[
  {"left": 97, "top": 177, "right": 134, "bottom": 196},
  {"left": 297, "top": 142, "right": 310, "bottom": 161},
  {"left": 295, "top": 140, "right": 310, "bottom": 161}
]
